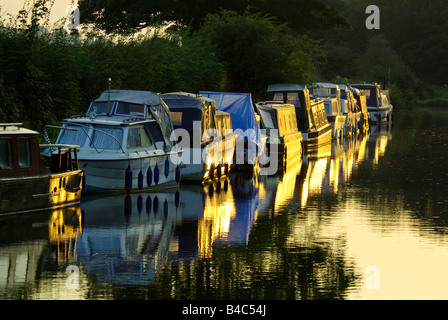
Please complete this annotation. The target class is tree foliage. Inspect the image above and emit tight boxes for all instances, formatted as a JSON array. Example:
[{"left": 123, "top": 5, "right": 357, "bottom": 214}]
[
  {"left": 78, "top": 0, "right": 349, "bottom": 34},
  {"left": 0, "top": 3, "right": 224, "bottom": 131},
  {"left": 198, "top": 10, "right": 325, "bottom": 98}
]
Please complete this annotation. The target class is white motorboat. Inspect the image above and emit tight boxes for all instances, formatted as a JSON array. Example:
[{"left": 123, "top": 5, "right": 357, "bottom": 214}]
[{"left": 42, "top": 90, "right": 182, "bottom": 193}]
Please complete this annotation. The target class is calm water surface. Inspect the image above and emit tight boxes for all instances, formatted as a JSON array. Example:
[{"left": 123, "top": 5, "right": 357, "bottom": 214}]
[{"left": 1, "top": 107, "right": 448, "bottom": 300}]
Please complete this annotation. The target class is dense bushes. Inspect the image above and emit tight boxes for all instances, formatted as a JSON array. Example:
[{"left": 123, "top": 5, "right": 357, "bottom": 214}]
[{"left": 0, "top": 25, "right": 224, "bottom": 131}]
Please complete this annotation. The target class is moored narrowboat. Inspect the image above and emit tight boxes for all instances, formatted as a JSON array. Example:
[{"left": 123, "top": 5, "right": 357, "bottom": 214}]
[
  {"left": 350, "top": 83, "right": 393, "bottom": 123},
  {"left": 265, "top": 83, "right": 332, "bottom": 153},
  {"left": 0, "top": 123, "right": 83, "bottom": 215},
  {"left": 255, "top": 102, "right": 303, "bottom": 168},
  {"left": 310, "top": 83, "right": 346, "bottom": 140}
]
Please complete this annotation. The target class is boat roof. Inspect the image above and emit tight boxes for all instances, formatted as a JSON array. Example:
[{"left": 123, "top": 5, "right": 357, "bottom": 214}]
[
  {"left": 161, "top": 92, "right": 215, "bottom": 110},
  {"left": 350, "top": 83, "right": 380, "bottom": 89},
  {"left": 95, "top": 90, "right": 162, "bottom": 106},
  {"left": 63, "top": 115, "right": 157, "bottom": 126},
  {"left": 336, "top": 84, "right": 349, "bottom": 90},
  {"left": 0, "top": 123, "right": 37, "bottom": 135},
  {"left": 267, "top": 83, "right": 307, "bottom": 92},
  {"left": 314, "top": 82, "right": 339, "bottom": 89}
]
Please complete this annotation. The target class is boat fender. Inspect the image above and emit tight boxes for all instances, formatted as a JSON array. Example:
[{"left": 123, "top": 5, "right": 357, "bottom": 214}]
[
  {"left": 208, "top": 184, "right": 214, "bottom": 198},
  {"left": 125, "top": 165, "right": 133, "bottom": 193},
  {"left": 154, "top": 164, "right": 160, "bottom": 185},
  {"left": 224, "top": 163, "right": 229, "bottom": 175},
  {"left": 147, "top": 167, "right": 153, "bottom": 187},
  {"left": 209, "top": 163, "right": 215, "bottom": 180},
  {"left": 217, "top": 164, "right": 222, "bottom": 179},
  {"left": 175, "top": 165, "right": 181, "bottom": 184},
  {"left": 138, "top": 170, "right": 144, "bottom": 189},
  {"left": 164, "top": 157, "right": 170, "bottom": 178}
]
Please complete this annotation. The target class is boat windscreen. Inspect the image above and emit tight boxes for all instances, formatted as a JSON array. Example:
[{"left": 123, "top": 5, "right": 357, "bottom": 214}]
[
  {"left": 356, "top": 88, "right": 377, "bottom": 107},
  {"left": 90, "top": 128, "right": 123, "bottom": 150},
  {"left": 86, "top": 102, "right": 112, "bottom": 115},
  {"left": 116, "top": 102, "right": 146, "bottom": 117},
  {"left": 58, "top": 126, "right": 87, "bottom": 147}
]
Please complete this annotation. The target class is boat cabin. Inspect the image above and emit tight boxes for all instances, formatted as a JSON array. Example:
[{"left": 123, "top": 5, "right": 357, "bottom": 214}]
[
  {"left": 1, "top": 124, "right": 50, "bottom": 178},
  {"left": 350, "top": 83, "right": 389, "bottom": 109},
  {"left": 310, "top": 82, "right": 342, "bottom": 116},
  {"left": 266, "top": 83, "right": 329, "bottom": 133},
  {"left": 51, "top": 90, "right": 174, "bottom": 155},
  {"left": 214, "top": 110, "right": 233, "bottom": 138},
  {"left": 256, "top": 103, "right": 299, "bottom": 138},
  {"left": 161, "top": 92, "right": 220, "bottom": 146}
]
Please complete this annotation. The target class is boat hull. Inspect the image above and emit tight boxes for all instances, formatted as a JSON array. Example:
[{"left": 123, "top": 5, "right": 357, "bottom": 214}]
[
  {"left": 179, "top": 134, "right": 237, "bottom": 182},
  {"left": 368, "top": 105, "right": 393, "bottom": 123},
  {"left": 79, "top": 154, "right": 181, "bottom": 193},
  {"left": 327, "top": 114, "right": 346, "bottom": 140},
  {"left": 303, "top": 123, "right": 332, "bottom": 153},
  {"left": 0, "top": 170, "right": 83, "bottom": 215},
  {"left": 266, "top": 132, "right": 303, "bottom": 168}
]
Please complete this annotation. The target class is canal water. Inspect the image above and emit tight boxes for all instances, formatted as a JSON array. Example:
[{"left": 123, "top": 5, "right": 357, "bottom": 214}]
[{"left": 1, "top": 107, "right": 448, "bottom": 300}]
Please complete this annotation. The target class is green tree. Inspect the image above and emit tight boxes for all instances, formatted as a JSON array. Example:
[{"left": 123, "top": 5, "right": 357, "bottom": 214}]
[
  {"left": 78, "top": 0, "right": 349, "bottom": 34},
  {"left": 197, "top": 10, "right": 325, "bottom": 98}
]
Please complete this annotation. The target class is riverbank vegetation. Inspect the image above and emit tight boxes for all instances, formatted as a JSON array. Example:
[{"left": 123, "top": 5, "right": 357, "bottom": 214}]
[{"left": 0, "top": 0, "right": 446, "bottom": 131}]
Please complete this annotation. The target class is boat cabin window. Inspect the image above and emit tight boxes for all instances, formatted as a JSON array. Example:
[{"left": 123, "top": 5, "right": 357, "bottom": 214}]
[
  {"left": 145, "top": 121, "right": 164, "bottom": 142},
  {"left": 357, "top": 88, "right": 377, "bottom": 106},
  {"left": 127, "top": 127, "right": 152, "bottom": 148},
  {"left": 287, "top": 93, "right": 299, "bottom": 107},
  {"left": 318, "top": 88, "right": 337, "bottom": 96},
  {"left": 87, "top": 101, "right": 112, "bottom": 115},
  {"left": 90, "top": 127, "right": 123, "bottom": 150},
  {"left": 116, "top": 102, "right": 146, "bottom": 117},
  {"left": 0, "top": 139, "right": 12, "bottom": 169},
  {"left": 17, "top": 138, "right": 31, "bottom": 168},
  {"left": 170, "top": 111, "right": 182, "bottom": 126}
]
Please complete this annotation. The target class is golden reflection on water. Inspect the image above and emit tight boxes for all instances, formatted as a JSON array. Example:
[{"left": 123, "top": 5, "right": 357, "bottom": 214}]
[
  {"left": 4, "top": 117, "right": 448, "bottom": 300},
  {"left": 199, "top": 182, "right": 237, "bottom": 258}
]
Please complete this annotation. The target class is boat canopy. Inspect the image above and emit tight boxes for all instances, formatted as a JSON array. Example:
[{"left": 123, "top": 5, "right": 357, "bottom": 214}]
[
  {"left": 81, "top": 90, "right": 175, "bottom": 151},
  {"left": 95, "top": 90, "right": 162, "bottom": 107},
  {"left": 198, "top": 91, "right": 262, "bottom": 155},
  {"left": 161, "top": 92, "right": 216, "bottom": 139},
  {"left": 350, "top": 84, "right": 380, "bottom": 107},
  {"left": 267, "top": 83, "right": 307, "bottom": 92}
]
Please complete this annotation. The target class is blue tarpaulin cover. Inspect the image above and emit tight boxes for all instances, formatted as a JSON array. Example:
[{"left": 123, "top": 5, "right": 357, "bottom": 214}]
[{"left": 198, "top": 92, "right": 262, "bottom": 156}]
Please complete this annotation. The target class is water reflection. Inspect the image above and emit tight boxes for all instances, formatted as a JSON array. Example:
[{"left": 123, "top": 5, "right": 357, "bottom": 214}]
[
  {"left": 4, "top": 111, "right": 448, "bottom": 299},
  {"left": 0, "top": 206, "right": 85, "bottom": 299},
  {"left": 77, "top": 191, "right": 182, "bottom": 286}
]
